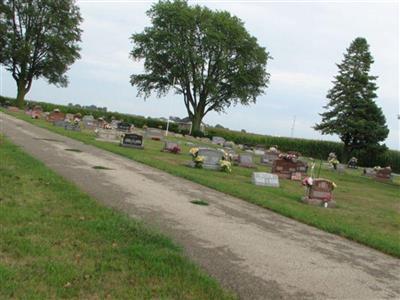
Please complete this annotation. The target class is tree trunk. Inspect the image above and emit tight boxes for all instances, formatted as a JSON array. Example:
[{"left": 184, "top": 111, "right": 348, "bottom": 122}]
[
  {"left": 16, "top": 80, "right": 27, "bottom": 108},
  {"left": 191, "top": 113, "right": 203, "bottom": 136},
  {"left": 342, "top": 144, "right": 351, "bottom": 163}
]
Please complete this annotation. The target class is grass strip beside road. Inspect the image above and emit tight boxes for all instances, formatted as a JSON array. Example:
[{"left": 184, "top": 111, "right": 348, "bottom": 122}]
[
  {"left": 3, "top": 110, "right": 400, "bottom": 258},
  {"left": 0, "top": 135, "right": 234, "bottom": 299}
]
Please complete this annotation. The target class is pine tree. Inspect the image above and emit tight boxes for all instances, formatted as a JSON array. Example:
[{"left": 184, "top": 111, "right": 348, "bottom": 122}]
[{"left": 315, "top": 37, "right": 389, "bottom": 160}]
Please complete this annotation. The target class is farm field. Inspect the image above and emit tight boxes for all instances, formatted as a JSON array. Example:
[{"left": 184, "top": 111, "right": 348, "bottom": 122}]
[
  {"left": 0, "top": 134, "right": 234, "bottom": 299},
  {"left": 3, "top": 109, "right": 400, "bottom": 258}
]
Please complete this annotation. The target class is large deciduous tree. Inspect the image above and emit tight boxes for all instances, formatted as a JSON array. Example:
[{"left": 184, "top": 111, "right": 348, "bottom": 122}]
[
  {"left": 315, "top": 37, "right": 389, "bottom": 160},
  {"left": 130, "top": 0, "right": 270, "bottom": 134},
  {"left": 0, "top": 0, "right": 82, "bottom": 108}
]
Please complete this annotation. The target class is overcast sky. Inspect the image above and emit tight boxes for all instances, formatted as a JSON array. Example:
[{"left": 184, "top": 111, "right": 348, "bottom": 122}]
[{"left": 1, "top": 0, "right": 398, "bottom": 149}]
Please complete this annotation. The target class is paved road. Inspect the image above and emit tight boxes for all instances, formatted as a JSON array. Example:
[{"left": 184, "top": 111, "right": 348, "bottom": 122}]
[{"left": 1, "top": 112, "right": 399, "bottom": 300}]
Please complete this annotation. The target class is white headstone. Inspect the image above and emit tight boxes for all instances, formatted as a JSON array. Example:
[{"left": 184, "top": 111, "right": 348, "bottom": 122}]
[
  {"left": 252, "top": 172, "right": 280, "bottom": 187},
  {"left": 254, "top": 149, "right": 265, "bottom": 156}
]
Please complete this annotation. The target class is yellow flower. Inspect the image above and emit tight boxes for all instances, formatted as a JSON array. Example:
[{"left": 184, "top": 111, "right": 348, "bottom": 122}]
[
  {"left": 219, "top": 160, "right": 232, "bottom": 173},
  {"left": 194, "top": 155, "right": 204, "bottom": 163},
  {"left": 189, "top": 147, "right": 199, "bottom": 156}
]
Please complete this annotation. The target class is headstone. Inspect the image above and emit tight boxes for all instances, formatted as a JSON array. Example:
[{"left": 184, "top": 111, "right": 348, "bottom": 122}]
[
  {"left": 348, "top": 157, "right": 358, "bottom": 169},
  {"left": 196, "top": 148, "right": 223, "bottom": 170},
  {"left": 224, "top": 148, "right": 236, "bottom": 160},
  {"left": 239, "top": 154, "right": 254, "bottom": 168},
  {"left": 47, "top": 110, "right": 65, "bottom": 122},
  {"left": 110, "top": 120, "right": 120, "bottom": 129},
  {"left": 363, "top": 168, "right": 376, "bottom": 177},
  {"left": 82, "top": 115, "right": 97, "bottom": 129},
  {"left": 163, "top": 141, "right": 180, "bottom": 153},
  {"left": 252, "top": 172, "right": 280, "bottom": 187},
  {"left": 223, "top": 141, "right": 235, "bottom": 148},
  {"left": 374, "top": 167, "right": 392, "bottom": 181},
  {"left": 291, "top": 172, "right": 303, "bottom": 181},
  {"left": 95, "top": 129, "right": 122, "bottom": 143},
  {"left": 272, "top": 158, "right": 308, "bottom": 179},
  {"left": 120, "top": 133, "right": 144, "bottom": 149},
  {"left": 146, "top": 128, "right": 164, "bottom": 141},
  {"left": 53, "top": 120, "right": 68, "bottom": 128},
  {"left": 212, "top": 136, "right": 225, "bottom": 146},
  {"left": 7, "top": 106, "right": 20, "bottom": 113},
  {"left": 296, "top": 160, "right": 308, "bottom": 173},
  {"left": 65, "top": 113, "right": 74, "bottom": 121},
  {"left": 336, "top": 164, "right": 345, "bottom": 174},
  {"left": 303, "top": 178, "right": 335, "bottom": 208},
  {"left": 82, "top": 115, "right": 94, "bottom": 122},
  {"left": 117, "top": 122, "right": 132, "bottom": 132},
  {"left": 31, "top": 106, "right": 43, "bottom": 119},
  {"left": 254, "top": 149, "right": 265, "bottom": 156},
  {"left": 65, "top": 122, "right": 81, "bottom": 131}
]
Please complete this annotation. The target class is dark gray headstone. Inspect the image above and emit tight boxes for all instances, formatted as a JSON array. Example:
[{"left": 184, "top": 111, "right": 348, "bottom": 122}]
[
  {"left": 121, "top": 133, "right": 144, "bottom": 149},
  {"left": 117, "top": 122, "right": 132, "bottom": 132}
]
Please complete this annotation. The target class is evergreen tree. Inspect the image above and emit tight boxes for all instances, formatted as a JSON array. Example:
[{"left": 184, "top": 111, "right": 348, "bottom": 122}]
[{"left": 315, "top": 37, "right": 389, "bottom": 159}]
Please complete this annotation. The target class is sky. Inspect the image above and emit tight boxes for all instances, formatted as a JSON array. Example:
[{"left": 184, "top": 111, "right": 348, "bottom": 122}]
[{"left": 1, "top": 0, "right": 399, "bottom": 149}]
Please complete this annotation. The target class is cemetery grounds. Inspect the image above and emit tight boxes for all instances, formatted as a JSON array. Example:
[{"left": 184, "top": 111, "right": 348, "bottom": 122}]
[
  {"left": 0, "top": 134, "right": 234, "bottom": 299},
  {"left": 3, "top": 109, "right": 400, "bottom": 259}
]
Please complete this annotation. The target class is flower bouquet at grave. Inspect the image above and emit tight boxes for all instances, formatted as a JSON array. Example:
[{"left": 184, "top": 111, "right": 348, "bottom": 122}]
[
  {"left": 302, "top": 177, "right": 337, "bottom": 189},
  {"left": 189, "top": 147, "right": 199, "bottom": 157},
  {"left": 189, "top": 148, "right": 204, "bottom": 168},
  {"left": 194, "top": 155, "right": 205, "bottom": 168},
  {"left": 328, "top": 158, "right": 340, "bottom": 170},
  {"left": 278, "top": 153, "right": 298, "bottom": 162},
  {"left": 218, "top": 149, "right": 229, "bottom": 160},
  {"left": 171, "top": 145, "right": 181, "bottom": 154},
  {"left": 219, "top": 160, "right": 232, "bottom": 173},
  {"left": 302, "top": 176, "right": 314, "bottom": 188}
]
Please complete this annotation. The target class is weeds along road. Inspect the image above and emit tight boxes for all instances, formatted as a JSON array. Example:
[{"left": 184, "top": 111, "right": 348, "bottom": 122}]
[{"left": 1, "top": 112, "right": 399, "bottom": 300}]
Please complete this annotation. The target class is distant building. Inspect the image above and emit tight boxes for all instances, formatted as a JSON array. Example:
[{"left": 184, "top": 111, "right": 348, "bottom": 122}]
[{"left": 170, "top": 116, "right": 206, "bottom": 134}]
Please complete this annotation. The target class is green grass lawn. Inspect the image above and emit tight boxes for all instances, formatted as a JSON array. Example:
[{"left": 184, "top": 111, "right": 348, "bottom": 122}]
[
  {"left": 0, "top": 135, "right": 235, "bottom": 299},
  {"left": 3, "top": 110, "right": 400, "bottom": 258}
]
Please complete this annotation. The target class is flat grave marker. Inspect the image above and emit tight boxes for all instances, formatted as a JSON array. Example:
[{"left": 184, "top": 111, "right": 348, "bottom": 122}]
[
  {"left": 95, "top": 129, "right": 121, "bottom": 143},
  {"left": 146, "top": 128, "right": 164, "bottom": 141},
  {"left": 252, "top": 172, "right": 280, "bottom": 187}
]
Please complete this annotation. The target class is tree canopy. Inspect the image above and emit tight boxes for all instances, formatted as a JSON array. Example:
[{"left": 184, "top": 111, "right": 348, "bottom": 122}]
[
  {"left": 315, "top": 37, "right": 389, "bottom": 159},
  {"left": 0, "top": 0, "right": 82, "bottom": 107},
  {"left": 130, "top": 0, "right": 270, "bottom": 134}
]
